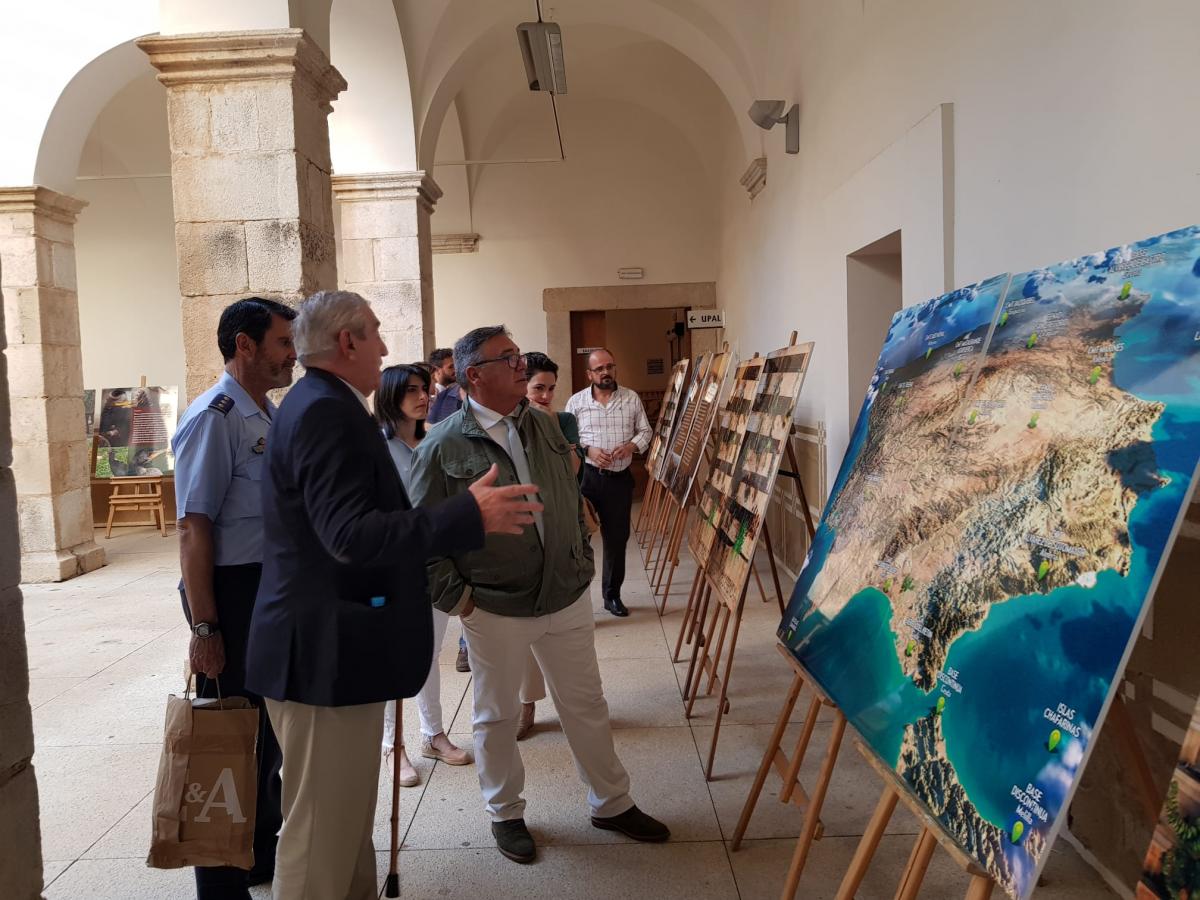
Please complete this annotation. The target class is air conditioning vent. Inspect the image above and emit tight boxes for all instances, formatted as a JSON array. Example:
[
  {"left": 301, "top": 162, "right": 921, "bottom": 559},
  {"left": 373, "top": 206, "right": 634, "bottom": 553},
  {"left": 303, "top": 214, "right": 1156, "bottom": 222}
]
[{"left": 516, "top": 21, "right": 567, "bottom": 94}]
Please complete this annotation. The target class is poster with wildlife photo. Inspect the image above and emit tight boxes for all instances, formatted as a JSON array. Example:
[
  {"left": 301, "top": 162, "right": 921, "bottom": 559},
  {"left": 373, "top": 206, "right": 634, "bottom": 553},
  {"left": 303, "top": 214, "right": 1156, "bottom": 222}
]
[
  {"left": 707, "top": 341, "right": 813, "bottom": 611},
  {"left": 645, "top": 358, "right": 690, "bottom": 479},
  {"left": 688, "top": 356, "right": 764, "bottom": 572},
  {"left": 94, "top": 386, "right": 179, "bottom": 478}
]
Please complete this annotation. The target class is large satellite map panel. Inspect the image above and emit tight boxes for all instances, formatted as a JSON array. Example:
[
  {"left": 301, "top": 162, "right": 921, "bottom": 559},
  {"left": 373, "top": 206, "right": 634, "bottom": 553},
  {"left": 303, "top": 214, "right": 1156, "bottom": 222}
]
[{"left": 780, "top": 227, "right": 1200, "bottom": 899}]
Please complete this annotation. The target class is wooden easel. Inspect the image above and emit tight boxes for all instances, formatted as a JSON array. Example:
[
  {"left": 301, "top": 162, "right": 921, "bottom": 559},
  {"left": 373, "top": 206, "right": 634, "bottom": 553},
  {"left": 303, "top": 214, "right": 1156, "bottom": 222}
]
[
  {"left": 833, "top": 741, "right": 997, "bottom": 900},
  {"left": 730, "top": 644, "right": 847, "bottom": 900}
]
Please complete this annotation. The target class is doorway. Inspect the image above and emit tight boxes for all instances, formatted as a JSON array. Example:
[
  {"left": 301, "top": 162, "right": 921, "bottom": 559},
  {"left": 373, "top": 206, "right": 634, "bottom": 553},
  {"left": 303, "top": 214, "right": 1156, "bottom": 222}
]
[{"left": 846, "top": 230, "right": 902, "bottom": 423}]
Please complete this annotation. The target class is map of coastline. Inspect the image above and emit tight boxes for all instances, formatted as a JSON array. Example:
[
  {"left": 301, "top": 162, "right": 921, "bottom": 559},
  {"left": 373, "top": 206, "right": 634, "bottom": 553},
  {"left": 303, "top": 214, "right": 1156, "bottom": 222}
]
[{"left": 780, "top": 227, "right": 1200, "bottom": 899}]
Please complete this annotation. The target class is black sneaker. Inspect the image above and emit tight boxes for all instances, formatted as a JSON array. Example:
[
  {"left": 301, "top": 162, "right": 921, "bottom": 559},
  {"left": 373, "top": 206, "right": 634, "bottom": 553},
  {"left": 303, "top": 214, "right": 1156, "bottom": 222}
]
[
  {"left": 591, "top": 805, "right": 669, "bottom": 842},
  {"left": 491, "top": 818, "right": 536, "bottom": 863},
  {"left": 456, "top": 645, "right": 471, "bottom": 672},
  {"left": 604, "top": 597, "right": 629, "bottom": 617}
]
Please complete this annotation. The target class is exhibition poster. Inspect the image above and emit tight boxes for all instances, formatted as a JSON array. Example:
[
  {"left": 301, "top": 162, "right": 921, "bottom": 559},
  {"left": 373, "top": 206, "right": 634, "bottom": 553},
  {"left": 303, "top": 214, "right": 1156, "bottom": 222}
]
[
  {"left": 658, "top": 350, "right": 713, "bottom": 488},
  {"left": 94, "top": 386, "right": 179, "bottom": 478},
  {"left": 780, "top": 226, "right": 1200, "bottom": 899},
  {"left": 646, "top": 358, "right": 690, "bottom": 480},
  {"left": 708, "top": 340, "right": 813, "bottom": 611},
  {"left": 688, "top": 356, "right": 764, "bottom": 571},
  {"left": 668, "top": 349, "right": 732, "bottom": 505}
]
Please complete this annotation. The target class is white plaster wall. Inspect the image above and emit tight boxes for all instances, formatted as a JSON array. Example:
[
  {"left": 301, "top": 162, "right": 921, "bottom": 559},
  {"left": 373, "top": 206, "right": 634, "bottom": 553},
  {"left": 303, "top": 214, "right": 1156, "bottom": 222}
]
[
  {"left": 716, "top": 0, "right": 1200, "bottom": 491},
  {"left": 431, "top": 97, "right": 719, "bottom": 355},
  {"left": 74, "top": 74, "right": 184, "bottom": 394}
]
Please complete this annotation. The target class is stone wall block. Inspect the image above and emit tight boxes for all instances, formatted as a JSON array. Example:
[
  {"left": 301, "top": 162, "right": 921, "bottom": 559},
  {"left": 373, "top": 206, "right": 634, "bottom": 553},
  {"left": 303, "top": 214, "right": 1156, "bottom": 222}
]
[
  {"left": 0, "top": 356, "right": 10, "bottom": 469},
  {"left": 181, "top": 295, "right": 247, "bottom": 400},
  {"left": 0, "top": 235, "right": 38, "bottom": 286},
  {"left": 3, "top": 344, "right": 45, "bottom": 400},
  {"left": 376, "top": 236, "right": 421, "bottom": 283},
  {"left": 172, "top": 153, "right": 301, "bottom": 223},
  {"left": 0, "top": 765, "right": 44, "bottom": 900},
  {"left": 23, "top": 344, "right": 84, "bottom": 400},
  {"left": 42, "top": 396, "right": 87, "bottom": 445},
  {"left": 255, "top": 80, "right": 297, "bottom": 153},
  {"left": 291, "top": 82, "right": 333, "bottom": 172},
  {"left": 9, "top": 444, "right": 51, "bottom": 495},
  {"left": 176, "top": 222, "right": 248, "bottom": 296},
  {"left": 339, "top": 202, "right": 413, "bottom": 241},
  {"left": 340, "top": 239, "right": 375, "bottom": 285},
  {"left": 49, "top": 241, "right": 77, "bottom": 291},
  {"left": 210, "top": 86, "right": 260, "bottom": 153},
  {"left": 245, "top": 220, "right": 302, "bottom": 294},
  {"left": 16, "top": 494, "right": 56, "bottom": 552},
  {"left": 297, "top": 223, "right": 336, "bottom": 294},
  {"left": 32, "top": 215, "right": 75, "bottom": 245},
  {"left": 54, "top": 487, "right": 94, "bottom": 548},
  {"left": 167, "top": 89, "right": 211, "bottom": 154},
  {"left": 302, "top": 161, "right": 330, "bottom": 234},
  {"left": 8, "top": 398, "right": 47, "bottom": 445},
  {"left": 31, "top": 286, "right": 83, "bottom": 347}
]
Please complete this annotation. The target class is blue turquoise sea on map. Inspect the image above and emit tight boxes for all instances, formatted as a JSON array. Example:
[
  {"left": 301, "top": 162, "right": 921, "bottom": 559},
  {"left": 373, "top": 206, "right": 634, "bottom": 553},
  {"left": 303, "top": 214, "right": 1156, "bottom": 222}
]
[{"left": 782, "top": 227, "right": 1200, "bottom": 898}]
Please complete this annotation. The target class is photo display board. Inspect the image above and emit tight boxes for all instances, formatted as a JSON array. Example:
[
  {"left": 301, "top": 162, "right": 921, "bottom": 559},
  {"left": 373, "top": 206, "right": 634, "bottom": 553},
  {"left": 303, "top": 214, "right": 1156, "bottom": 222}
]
[
  {"left": 708, "top": 341, "right": 813, "bottom": 611},
  {"left": 668, "top": 349, "right": 732, "bottom": 505},
  {"left": 658, "top": 351, "right": 713, "bottom": 488},
  {"left": 646, "top": 358, "right": 690, "bottom": 480},
  {"left": 781, "top": 226, "right": 1200, "bottom": 899},
  {"left": 688, "top": 356, "right": 764, "bottom": 573},
  {"left": 94, "top": 386, "right": 179, "bottom": 477}
]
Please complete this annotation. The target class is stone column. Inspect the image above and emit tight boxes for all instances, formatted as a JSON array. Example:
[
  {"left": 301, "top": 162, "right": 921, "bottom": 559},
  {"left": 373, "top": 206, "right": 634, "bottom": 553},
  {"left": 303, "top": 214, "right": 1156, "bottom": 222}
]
[
  {"left": 332, "top": 172, "right": 441, "bottom": 366},
  {"left": 138, "top": 29, "right": 346, "bottom": 401},
  {"left": 0, "top": 209, "right": 46, "bottom": 898},
  {"left": 0, "top": 187, "right": 105, "bottom": 583}
]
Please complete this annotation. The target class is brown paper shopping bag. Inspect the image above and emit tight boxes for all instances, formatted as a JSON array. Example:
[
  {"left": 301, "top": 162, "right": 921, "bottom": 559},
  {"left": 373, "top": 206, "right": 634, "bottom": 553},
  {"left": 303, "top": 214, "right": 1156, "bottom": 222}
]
[{"left": 146, "top": 678, "right": 259, "bottom": 870}]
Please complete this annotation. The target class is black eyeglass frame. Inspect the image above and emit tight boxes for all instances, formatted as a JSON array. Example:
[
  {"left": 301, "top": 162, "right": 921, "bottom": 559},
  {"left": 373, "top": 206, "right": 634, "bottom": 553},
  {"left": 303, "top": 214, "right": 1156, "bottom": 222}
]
[{"left": 472, "top": 353, "right": 528, "bottom": 370}]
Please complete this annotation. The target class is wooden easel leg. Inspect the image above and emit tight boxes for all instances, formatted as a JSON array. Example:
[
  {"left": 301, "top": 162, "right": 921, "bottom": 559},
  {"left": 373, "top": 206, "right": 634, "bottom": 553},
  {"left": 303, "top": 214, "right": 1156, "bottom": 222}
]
[
  {"left": 785, "top": 442, "right": 817, "bottom": 541},
  {"left": 752, "top": 558, "right": 770, "bottom": 605},
  {"left": 762, "top": 523, "right": 787, "bottom": 615},
  {"left": 834, "top": 787, "right": 899, "bottom": 900},
  {"left": 672, "top": 569, "right": 705, "bottom": 662},
  {"left": 964, "top": 875, "right": 995, "bottom": 900},
  {"left": 732, "top": 669, "right": 805, "bottom": 851},
  {"left": 685, "top": 590, "right": 723, "bottom": 717},
  {"left": 643, "top": 493, "right": 668, "bottom": 566},
  {"left": 779, "top": 712, "right": 846, "bottom": 900},
  {"left": 704, "top": 600, "right": 746, "bottom": 780},
  {"left": 647, "top": 497, "right": 674, "bottom": 572},
  {"left": 653, "top": 509, "right": 684, "bottom": 597},
  {"left": 779, "top": 695, "right": 822, "bottom": 804},
  {"left": 705, "top": 605, "right": 732, "bottom": 695},
  {"left": 635, "top": 479, "right": 655, "bottom": 537},
  {"left": 658, "top": 518, "right": 688, "bottom": 612},
  {"left": 894, "top": 828, "right": 937, "bottom": 900},
  {"left": 681, "top": 583, "right": 712, "bottom": 707}
]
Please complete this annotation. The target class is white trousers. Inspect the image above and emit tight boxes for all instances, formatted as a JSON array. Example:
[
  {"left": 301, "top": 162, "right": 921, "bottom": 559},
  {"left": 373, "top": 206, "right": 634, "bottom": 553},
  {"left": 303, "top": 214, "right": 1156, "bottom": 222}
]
[
  {"left": 462, "top": 595, "right": 633, "bottom": 821},
  {"left": 520, "top": 651, "right": 546, "bottom": 704},
  {"left": 266, "top": 698, "right": 384, "bottom": 900},
  {"left": 383, "top": 606, "right": 450, "bottom": 746}
]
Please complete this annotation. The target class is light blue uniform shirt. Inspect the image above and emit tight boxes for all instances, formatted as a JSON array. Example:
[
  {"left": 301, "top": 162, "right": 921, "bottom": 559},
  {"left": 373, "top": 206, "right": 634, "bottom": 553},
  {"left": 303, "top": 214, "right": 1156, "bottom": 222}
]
[{"left": 172, "top": 371, "right": 276, "bottom": 566}]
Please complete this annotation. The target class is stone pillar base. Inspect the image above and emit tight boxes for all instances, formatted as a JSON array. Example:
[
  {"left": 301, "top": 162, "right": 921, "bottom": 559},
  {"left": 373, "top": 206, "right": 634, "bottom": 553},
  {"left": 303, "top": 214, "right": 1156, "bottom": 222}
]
[{"left": 20, "top": 541, "right": 105, "bottom": 583}]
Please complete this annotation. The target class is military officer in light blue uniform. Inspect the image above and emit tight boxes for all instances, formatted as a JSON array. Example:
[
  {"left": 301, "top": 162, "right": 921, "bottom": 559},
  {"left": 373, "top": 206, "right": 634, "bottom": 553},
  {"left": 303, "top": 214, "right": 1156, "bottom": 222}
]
[{"left": 172, "top": 297, "right": 297, "bottom": 900}]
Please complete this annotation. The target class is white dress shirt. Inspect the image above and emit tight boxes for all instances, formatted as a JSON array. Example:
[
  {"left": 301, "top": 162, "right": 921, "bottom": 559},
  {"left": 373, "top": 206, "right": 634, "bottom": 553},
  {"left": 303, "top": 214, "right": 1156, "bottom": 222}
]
[
  {"left": 565, "top": 385, "right": 652, "bottom": 473},
  {"left": 466, "top": 397, "right": 544, "bottom": 540}
]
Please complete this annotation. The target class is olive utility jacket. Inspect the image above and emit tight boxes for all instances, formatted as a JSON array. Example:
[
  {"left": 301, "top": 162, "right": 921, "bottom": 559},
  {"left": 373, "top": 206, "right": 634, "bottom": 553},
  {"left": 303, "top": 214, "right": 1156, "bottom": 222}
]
[{"left": 409, "top": 398, "right": 595, "bottom": 617}]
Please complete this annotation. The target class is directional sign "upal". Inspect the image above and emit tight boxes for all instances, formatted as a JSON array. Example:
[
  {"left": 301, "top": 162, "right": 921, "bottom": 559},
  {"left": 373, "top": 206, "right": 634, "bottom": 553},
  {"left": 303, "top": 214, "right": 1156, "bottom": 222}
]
[{"left": 686, "top": 309, "right": 725, "bottom": 329}]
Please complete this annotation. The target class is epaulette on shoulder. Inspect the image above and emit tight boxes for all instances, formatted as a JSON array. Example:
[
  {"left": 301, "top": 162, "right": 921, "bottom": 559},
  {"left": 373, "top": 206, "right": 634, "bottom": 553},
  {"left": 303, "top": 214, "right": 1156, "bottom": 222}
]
[{"left": 208, "top": 393, "right": 235, "bottom": 416}]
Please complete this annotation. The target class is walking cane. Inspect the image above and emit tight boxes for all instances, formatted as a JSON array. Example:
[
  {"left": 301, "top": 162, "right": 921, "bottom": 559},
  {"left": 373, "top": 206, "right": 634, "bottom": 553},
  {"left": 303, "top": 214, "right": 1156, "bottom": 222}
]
[{"left": 385, "top": 703, "right": 401, "bottom": 897}]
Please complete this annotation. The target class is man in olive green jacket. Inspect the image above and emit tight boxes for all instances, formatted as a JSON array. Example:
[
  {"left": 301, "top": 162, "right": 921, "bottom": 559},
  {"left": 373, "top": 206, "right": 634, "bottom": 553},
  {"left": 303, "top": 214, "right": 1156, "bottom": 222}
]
[{"left": 410, "top": 325, "right": 669, "bottom": 865}]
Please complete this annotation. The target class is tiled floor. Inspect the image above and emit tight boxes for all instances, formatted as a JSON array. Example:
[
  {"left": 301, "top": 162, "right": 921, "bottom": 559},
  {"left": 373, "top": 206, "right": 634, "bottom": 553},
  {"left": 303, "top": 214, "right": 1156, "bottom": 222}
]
[{"left": 26, "top": 520, "right": 1119, "bottom": 899}]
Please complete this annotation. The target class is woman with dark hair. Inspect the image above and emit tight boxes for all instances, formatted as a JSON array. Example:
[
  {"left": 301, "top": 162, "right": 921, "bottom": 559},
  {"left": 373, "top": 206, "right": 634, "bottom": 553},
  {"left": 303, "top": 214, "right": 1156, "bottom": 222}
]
[{"left": 374, "top": 364, "right": 472, "bottom": 785}]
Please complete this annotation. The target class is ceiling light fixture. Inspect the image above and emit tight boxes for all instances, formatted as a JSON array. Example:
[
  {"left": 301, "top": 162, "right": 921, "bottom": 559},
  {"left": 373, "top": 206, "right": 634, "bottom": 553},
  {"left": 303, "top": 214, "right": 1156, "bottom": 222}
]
[{"left": 748, "top": 100, "right": 799, "bottom": 154}]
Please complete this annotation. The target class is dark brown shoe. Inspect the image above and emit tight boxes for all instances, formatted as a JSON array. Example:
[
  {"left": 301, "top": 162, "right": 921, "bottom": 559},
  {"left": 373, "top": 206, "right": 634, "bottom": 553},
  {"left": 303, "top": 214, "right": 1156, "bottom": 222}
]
[
  {"left": 492, "top": 819, "right": 536, "bottom": 863},
  {"left": 456, "top": 645, "right": 471, "bottom": 672},
  {"left": 591, "top": 805, "right": 669, "bottom": 842},
  {"left": 516, "top": 702, "right": 535, "bottom": 741}
]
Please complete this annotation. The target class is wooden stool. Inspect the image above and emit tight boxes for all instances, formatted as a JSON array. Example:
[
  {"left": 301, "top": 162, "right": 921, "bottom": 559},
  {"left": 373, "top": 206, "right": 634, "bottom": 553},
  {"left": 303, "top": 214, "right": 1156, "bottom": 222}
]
[{"left": 105, "top": 475, "right": 170, "bottom": 538}]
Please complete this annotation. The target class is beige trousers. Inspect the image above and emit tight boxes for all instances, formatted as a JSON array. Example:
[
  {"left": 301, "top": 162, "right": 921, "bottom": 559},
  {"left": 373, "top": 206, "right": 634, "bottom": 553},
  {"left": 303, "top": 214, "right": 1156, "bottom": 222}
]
[
  {"left": 463, "top": 595, "right": 633, "bottom": 821},
  {"left": 265, "top": 698, "right": 385, "bottom": 900},
  {"left": 520, "top": 651, "right": 546, "bottom": 704}
]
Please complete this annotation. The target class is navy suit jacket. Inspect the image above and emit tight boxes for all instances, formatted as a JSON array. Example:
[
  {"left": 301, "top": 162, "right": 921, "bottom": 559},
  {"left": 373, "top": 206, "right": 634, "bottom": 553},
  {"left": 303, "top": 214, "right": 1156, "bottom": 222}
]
[{"left": 246, "top": 367, "right": 483, "bottom": 707}]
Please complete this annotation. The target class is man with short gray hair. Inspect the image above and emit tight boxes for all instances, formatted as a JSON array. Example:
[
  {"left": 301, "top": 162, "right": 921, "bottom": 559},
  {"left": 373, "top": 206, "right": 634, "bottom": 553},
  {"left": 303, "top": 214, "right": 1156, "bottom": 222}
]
[
  {"left": 411, "top": 324, "right": 669, "bottom": 865},
  {"left": 246, "top": 293, "right": 544, "bottom": 899}
]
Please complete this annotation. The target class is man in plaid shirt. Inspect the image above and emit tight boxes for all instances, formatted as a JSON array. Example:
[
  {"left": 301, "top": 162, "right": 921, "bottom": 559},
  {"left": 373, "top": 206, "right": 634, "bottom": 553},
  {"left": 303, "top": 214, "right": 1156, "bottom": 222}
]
[{"left": 566, "top": 349, "right": 652, "bottom": 616}]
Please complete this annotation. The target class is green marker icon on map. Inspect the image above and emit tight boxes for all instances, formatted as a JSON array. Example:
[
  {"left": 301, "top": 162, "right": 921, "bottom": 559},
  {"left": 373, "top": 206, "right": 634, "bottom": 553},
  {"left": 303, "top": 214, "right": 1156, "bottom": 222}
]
[
  {"left": 935, "top": 695, "right": 946, "bottom": 715},
  {"left": 999, "top": 310, "right": 1009, "bottom": 327},
  {"left": 1048, "top": 729, "right": 1062, "bottom": 752},
  {"left": 1037, "top": 560, "right": 1050, "bottom": 580},
  {"left": 1011, "top": 821, "right": 1024, "bottom": 844},
  {"left": 925, "top": 347, "right": 933, "bottom": 360},
  {"left": 967, "top": 410, "right": 979, "bottom": 425},
  {"left": 1027, "top": 332, "right": 1038, "bottom": 349},
  {"left": 1088, "top": 366, "right": 1102, "bottom": 385}
]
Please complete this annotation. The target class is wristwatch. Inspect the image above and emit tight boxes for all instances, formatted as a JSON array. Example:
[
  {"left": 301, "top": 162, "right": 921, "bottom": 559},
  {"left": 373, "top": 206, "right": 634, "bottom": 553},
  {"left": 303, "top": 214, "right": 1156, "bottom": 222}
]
[{"left": 192, "top": 621, "right": 220, "bottom": 639}]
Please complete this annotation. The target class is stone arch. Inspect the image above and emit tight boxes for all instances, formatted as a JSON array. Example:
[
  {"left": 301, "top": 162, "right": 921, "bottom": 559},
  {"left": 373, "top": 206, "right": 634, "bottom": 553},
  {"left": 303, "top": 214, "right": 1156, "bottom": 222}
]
[{"left": 413, "top": 0, "right": 762, "bottom": 170}]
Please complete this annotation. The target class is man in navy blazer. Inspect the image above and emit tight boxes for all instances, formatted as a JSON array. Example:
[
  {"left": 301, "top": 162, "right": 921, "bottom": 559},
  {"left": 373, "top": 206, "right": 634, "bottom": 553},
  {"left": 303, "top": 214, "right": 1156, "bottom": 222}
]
[{"left": 246, "top": 290, "right": 541, "bottom": 900}]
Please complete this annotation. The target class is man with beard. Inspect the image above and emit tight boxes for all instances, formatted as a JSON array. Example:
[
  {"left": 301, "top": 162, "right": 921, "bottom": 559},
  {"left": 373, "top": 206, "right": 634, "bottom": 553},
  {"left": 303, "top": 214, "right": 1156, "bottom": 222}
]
[
  {"left": 566, "top": 348, "right": 651, "bottom": 617},
  {"left": 172, "top": 297, "right": 297, "bottom": 898}
]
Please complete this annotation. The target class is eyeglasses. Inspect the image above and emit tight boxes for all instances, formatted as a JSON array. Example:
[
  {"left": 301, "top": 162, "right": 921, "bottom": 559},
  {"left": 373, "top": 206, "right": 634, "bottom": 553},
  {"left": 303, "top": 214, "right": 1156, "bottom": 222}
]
[
  {"left": 589, "top": 363, "right": 616, "bottom": 373},
  {"left": 474, "top": 353, "right": 528, "bottom": 370}
]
